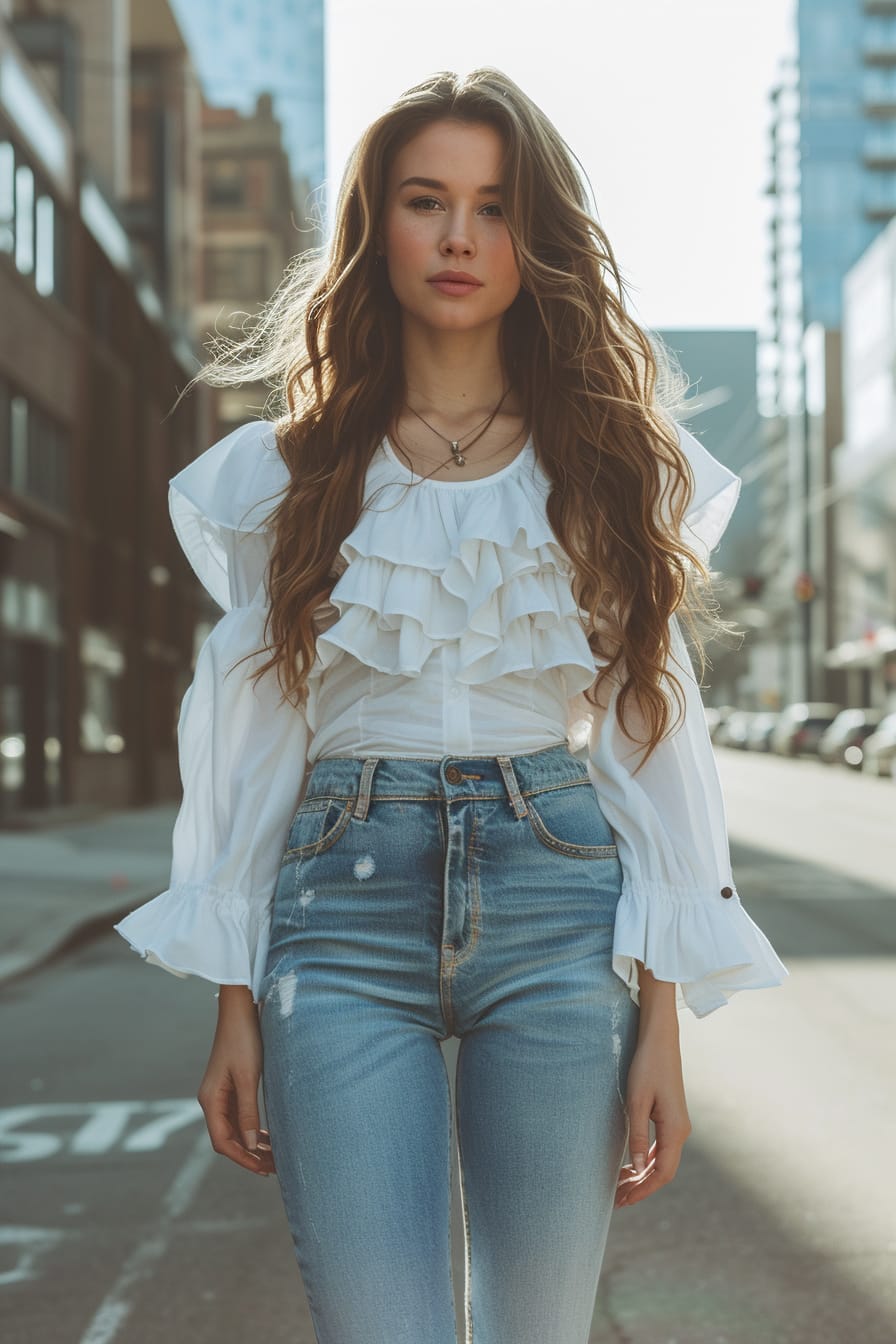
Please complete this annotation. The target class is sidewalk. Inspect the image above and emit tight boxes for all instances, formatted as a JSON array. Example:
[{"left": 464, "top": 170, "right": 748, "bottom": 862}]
[{"left": 0, "top": 802, "right": 180, "bottom": 988}]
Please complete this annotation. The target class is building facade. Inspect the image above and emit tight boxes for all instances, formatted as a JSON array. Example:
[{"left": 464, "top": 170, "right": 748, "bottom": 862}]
[
  {"left": 757, "top": 0, "right": 896, "bottom": 709},
  {"left": 826, "top": 217, "right": 896, "bottom": 709},
  {"left": 170, "top": 0, "right": 324, "bottom": 243},
  {"left": 198, "top": 91, "right": 300, "bottom": 439},
  {"left": 0, "top": 2, "right": 212, "bottom": 823}
]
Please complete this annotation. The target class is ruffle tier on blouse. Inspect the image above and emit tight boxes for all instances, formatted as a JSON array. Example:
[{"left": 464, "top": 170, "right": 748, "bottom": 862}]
[{"left": 308, "top": 445, "right": 601, "bottom": 697}]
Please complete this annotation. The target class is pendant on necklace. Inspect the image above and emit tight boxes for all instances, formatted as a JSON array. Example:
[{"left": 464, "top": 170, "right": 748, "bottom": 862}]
[{"left": 450, "top": 440, "right": 466, "bottom": 467}]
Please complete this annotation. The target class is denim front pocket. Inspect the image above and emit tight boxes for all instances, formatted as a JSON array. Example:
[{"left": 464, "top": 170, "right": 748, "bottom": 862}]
[
  {"left": 282, "top": 795, "right": 355, "bottom": 861},
  {"left": 524, "top": 780, "right": 618, "bottom": 859}
]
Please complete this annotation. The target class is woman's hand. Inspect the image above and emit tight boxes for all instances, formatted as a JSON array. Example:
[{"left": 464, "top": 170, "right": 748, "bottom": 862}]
[
  {"left": 196, "top": 985, "right": 277, "bottom": 1177},
  {"left": 615, "top": 968, "right": 691, "bottom": 1208}
]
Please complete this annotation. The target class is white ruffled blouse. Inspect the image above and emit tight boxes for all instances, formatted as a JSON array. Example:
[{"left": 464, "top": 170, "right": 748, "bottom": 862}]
[{"left": 113, "top": 418, "right": 788, "bottom": 1019}]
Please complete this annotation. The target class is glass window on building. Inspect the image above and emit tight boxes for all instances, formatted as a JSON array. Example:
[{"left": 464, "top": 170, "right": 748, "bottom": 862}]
[
  {"left": 204, "top": 243, "right": 268, "bottom": 300},
  {"left": 130, "top": 84, "right": 156, "bottom": 203},
  {"left": 29, "top": 406, "right": 68, "bottom": 510},
  {"left": 14, "top": 161, "right": 34, "bottom": 275},
  {"left": 0, "top": 519, "right": 64, "bottom": 644},
  {"left": 35, "top": 193, "right": 55, "bottom": 296},
  {"left": 0, "top": 638, "right": 26, "bottom": 814},
  {"left": 206, "top": 157, "right": 245, "bottom": 207},
  {"left": 4, "top": 392, "right": 69, "bottom": 510},
  {"left": 0, "top": 523, "right": 66, "bottom": 814},
  {"left": 0, "top": 141, "right": 13, "bottom": 254},
  {"left": 10, "top": 395, "right": 27, "bottom": 494},
  {"left": 0, "top": 140, "right": 64, "bottom": 300},
  {"left": 804, "top": 163, "right": 845, "bottom": 220},
  {"left": 11, "top": 640, "right": 65, "bottom": 811},
  {"left": 79, "top": 627, "right": 126, "bottom": 754},
  {"left": 0, "top": 378, "right": 8, "bottom": 487}
]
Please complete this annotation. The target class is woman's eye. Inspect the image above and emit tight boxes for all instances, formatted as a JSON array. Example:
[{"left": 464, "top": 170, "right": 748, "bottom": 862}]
[{"left": 407, "top": 198, "right": 503, "bottom": 217}]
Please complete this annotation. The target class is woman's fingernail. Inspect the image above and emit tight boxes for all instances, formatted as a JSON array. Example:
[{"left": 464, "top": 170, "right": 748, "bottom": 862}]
[
  {"left": 633, "top": 1152, "right": 646, "bottom": 1173},
  {"left": 244, "top": 1130, "right": 258, "bottom": 1150}
]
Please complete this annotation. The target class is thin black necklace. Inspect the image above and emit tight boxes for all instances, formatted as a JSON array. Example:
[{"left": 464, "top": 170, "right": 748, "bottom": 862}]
[{"left": 402, "top": 385, "right": 514, "bottom": 469}]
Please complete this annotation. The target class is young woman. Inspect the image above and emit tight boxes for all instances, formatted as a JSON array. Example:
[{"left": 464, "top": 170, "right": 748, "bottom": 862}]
[{"left": 115, "top": 67, "right": 787, "bottom": 1344}]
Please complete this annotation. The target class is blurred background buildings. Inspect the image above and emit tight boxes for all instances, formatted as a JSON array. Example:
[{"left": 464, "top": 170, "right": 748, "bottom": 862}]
[
  {"left": 170, "top": 0, "right": 324, "bottom": 241},
  {"left": 755, "top": 0, "right": 896, "bottom": 718},
  {"left": 0, "top": 0, "right": 324, "bottom": 821},
  {"left": 655, "top": 0, "right": 896, "bottom": 735},
  {"left": 0, "top": 0, "right": 895, "bottom": 822}
]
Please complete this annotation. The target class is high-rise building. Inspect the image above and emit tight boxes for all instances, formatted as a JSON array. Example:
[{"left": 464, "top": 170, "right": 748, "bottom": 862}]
[
  {"left": 170, "top": 0, "right": 324, "bottom": 244},
  {"left": 758, "top": 0, "right": 896, "bottom": 704},
  {"left": 800, "top": 0, "right": 896, "bottom": 328}
]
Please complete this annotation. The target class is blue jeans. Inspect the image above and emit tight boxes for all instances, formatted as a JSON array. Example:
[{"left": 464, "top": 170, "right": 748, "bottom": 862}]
[{"left": 259, "top": 742, "right": 640, "bottom": 1344}]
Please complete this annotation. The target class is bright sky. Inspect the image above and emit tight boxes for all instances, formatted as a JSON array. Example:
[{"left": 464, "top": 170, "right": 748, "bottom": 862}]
[{"left": 325, "top": 0, "right": 795, "bottom": 331}]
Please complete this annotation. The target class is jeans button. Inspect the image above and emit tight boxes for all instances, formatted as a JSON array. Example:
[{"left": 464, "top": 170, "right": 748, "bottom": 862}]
[{"left": 445, "top": 765, "right": 463, "bottom": 783}]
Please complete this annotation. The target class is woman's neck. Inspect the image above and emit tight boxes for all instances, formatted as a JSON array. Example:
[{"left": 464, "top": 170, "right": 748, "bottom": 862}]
[{"left": 399, "top": 319, "right": 521, "bottom": 424}]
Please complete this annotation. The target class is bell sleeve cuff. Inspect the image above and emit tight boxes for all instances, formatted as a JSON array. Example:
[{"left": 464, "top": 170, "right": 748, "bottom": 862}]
[
  {"left": 113, "top": 880, "right": 276, "bottom": 998},
  {"left": 611, "top": 877, "right": 790, "bottom": 1019}
]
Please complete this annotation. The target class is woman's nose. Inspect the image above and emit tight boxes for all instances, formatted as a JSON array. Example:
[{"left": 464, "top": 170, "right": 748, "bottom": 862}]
[
  {"left": 440, "top": 228, "right": 475, "bottom": 256},
  {"left": 440, "top": 212, "right": 475, "bottom": 256}
]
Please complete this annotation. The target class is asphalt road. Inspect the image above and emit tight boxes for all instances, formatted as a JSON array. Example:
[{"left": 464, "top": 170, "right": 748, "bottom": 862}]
[{"left": 2, "top": 747, "right": 894, "bottom": 1343}]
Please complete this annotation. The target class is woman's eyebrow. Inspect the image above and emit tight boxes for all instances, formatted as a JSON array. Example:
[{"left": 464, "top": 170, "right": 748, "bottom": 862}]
[{"left": 397, "top": 176, "right": 502, "bottom": 194}]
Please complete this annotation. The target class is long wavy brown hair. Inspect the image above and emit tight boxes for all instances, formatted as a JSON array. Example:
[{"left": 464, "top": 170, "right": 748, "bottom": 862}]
[{"left": 182, "top": 66, "right": 740, "bottom": 772}]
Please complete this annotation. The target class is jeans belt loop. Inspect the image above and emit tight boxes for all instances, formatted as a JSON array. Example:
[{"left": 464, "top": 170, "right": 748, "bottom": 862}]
[
  {"left": 495, "top": 755, "right": 529, "bottom": 819},
  {"left": 355, "top": 757, "right": 379, "bottom": 821}
]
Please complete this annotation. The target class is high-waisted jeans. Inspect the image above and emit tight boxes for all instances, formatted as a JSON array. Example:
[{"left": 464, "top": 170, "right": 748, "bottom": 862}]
[{"left": 258, "top": 741, "right": 641, "bottom": 1344}]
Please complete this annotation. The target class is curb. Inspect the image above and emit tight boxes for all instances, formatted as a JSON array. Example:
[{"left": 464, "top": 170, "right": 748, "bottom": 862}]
[{"left": 0, "top": 888, "right": 162, "bottom": 993}]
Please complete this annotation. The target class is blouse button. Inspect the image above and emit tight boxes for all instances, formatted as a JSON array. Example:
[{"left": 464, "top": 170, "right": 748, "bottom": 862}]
[
  {"left": 720, "top": 886, "right": 734, "bottom": 899},
  {"left": 445, "top": 765, "right": 463, "bottom": 784}
]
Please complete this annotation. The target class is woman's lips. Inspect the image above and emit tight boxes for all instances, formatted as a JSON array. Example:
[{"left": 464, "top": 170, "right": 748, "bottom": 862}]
[{"left": 427, "top": 279, "right": 482, "bottom": 296}]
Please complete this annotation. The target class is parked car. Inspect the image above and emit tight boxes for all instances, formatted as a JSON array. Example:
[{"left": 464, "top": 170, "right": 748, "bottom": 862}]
[
  {"left": 860, "top": 712, "right": 896, "bottom": 778},
  {"left": 745, "top": 711, "right": 780, "bottom": 752},
  {"left": 703, "top": 705, "right": 723, "bottom": 736},
  {"left": 707, "top": 704, "right": 737, "bottom": 744},
  {"left": 769, "top": 702, "right": 843, "bottom": 757},
  {"left": 717, "top": 710, "right": 761, "bottom": 749},
  {"left": 818, "top": 708, "right": 886, "bottom": 769}
]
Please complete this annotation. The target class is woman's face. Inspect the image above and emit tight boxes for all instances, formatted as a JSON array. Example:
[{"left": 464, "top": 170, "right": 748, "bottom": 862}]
[{"left": 379, "top": 118, "right": 521, "bottom": 333}]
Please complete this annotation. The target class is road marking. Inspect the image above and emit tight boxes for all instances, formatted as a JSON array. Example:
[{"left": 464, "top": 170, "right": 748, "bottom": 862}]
[
  {"left": 0, "top": 1100, "right": 202, "bottom": 1162},
  {"left": 0, "top": 1226, "right": 72, "bottom": 1286},
  {"left": 77, "top": 1128, "right": 215, "bottom": 1344}
]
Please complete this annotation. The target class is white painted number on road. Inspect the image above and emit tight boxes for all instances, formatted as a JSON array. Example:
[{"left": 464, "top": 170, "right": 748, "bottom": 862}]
[{"left": 0, "top": 1100, "right": 203, "bottom": 1163}]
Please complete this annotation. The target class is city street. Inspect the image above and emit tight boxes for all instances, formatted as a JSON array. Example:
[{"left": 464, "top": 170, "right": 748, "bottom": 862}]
[
  {"left": 1, "top": 747, "right": 894, "bottom": 1344},
  {"left": 1, "top": 0, "right": 892, "bottom": 1340}
]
